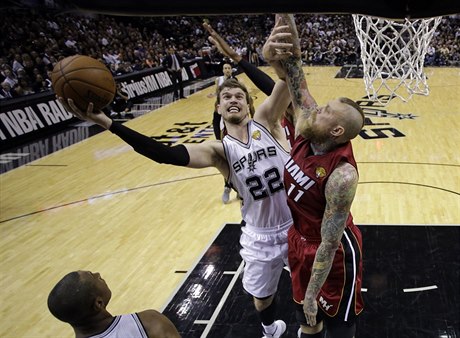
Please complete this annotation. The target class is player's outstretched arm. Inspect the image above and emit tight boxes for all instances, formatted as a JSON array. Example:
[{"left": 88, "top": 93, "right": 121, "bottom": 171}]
[{"left": 59, "top": 98, "right": 228, "bottom": 176}]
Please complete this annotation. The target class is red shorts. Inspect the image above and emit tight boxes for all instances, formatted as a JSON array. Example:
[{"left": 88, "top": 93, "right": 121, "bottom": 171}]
[{"left": 288, "top": 225, "right": 364, "bottom": 321}]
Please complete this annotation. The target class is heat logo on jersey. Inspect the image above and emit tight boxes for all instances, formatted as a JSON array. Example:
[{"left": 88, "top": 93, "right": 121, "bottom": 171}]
[{"left": 232, "top": 146, "right": 277, "bottom": 173}]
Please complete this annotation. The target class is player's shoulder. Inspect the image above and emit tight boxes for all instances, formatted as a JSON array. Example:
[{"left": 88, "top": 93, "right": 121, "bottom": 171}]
[
  {"left": 136, "top": 310, "right": 179, "bottom": 338},
  {"left": 331, "top": 162, "right": 358, "bottom": 181},
  {"left": 327, "top": 162, "right": 358, "bottom": 197}
]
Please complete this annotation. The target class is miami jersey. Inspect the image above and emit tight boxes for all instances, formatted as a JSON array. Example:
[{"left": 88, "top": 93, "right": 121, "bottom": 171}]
[
  {"left": 284, "top": 137, "right": 358, "bottom": 238},
  {"left": 223, "top": 120, "right": 292, "bottom": 229}
]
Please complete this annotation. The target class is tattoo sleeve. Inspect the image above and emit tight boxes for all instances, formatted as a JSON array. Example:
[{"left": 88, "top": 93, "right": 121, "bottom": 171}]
[
  {"left": 305, "top": 163, "right": 358, "bottom": 300},
  {"left": 278, "top": 14, "right": 317, "bottom": 122}
]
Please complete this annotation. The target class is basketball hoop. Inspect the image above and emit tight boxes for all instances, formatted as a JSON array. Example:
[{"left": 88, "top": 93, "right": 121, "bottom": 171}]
[{"left": 352, "top": 15, "right": 442, "bottom": 105}]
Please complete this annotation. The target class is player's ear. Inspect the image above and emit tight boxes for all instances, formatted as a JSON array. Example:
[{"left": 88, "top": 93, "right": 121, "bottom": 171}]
[
  {"left": 93, "top": 296, "right": 105, "bottom": 311},
  {"left": 331, "top": 125, "right": 344, "bottom": 137}
]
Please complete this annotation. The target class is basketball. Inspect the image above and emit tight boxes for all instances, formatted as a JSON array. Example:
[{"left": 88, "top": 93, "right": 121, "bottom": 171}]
[{"left": 51, "top": 55, "right": 116, "bottom": 111}]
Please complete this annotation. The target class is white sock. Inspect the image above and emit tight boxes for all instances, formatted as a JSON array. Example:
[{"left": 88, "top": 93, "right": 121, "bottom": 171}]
[{"left": 262, "top": 322, "right": 277, "bottom": 335}]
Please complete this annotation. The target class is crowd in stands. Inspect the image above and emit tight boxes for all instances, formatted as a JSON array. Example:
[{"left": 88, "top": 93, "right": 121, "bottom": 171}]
[{"left": 1, "top": 7, "right": 459, "bottom": 100}]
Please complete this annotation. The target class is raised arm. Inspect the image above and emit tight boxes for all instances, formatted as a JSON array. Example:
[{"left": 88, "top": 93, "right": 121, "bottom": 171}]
[
  {"left": 303, "top": 162, "right": 359, "bottom": 326},
  {"left": 277, "top": 14, "right": 317, "bottom": 125},
  {"left": 252, "top": 17, "right": 293, "bottom": 132},
  {"left": 254, "top": 79, "right": 290, "bottom": 131},
  {"left": 203, "top": 21, "right": 275, "bottom": 96}
]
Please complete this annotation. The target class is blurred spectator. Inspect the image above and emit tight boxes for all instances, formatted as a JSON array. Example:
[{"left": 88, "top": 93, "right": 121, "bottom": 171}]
[
  {"left": 0, "top": 8, "right": 458, "bottom": 102},
  {"left": 2, "top": 68, "right": 18, "bottom": 88},
  {"left": 0, "top": 82, "right": 16, "bottom": 99}
]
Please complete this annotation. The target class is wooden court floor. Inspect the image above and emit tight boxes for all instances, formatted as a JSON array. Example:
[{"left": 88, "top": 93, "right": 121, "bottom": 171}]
[{"left": 0, "top": 66, "right": 459, "bottom": 337}]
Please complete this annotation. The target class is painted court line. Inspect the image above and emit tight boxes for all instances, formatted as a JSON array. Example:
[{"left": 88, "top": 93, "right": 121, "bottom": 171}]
[
  {"left": 403, "top": 285, "right": 438, "bottom": 292},
  {"left": 197, "top": 261, "right": 245, "bottom": 337}
]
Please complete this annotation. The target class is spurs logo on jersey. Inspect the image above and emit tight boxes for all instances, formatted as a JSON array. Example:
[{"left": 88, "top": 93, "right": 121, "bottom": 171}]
[{"left": 232, "top": 146, "right": 277, "bottom": 173}]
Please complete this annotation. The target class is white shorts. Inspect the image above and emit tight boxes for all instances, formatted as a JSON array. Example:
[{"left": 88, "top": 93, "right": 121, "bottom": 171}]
[{"left": 239, "top": 223, "right": 290, "bottom": 298}]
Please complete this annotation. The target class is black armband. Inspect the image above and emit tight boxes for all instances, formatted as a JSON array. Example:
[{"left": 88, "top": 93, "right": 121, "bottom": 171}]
[
  {"left": 237, "top": 59, "right": 275, "bottom": 96},
  {"left": 109, "top": 122, "right": 190, "bottom": 166}
]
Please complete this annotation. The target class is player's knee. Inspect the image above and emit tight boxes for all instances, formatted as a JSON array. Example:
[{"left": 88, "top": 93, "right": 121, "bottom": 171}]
[{"left": 253, "top": 295, "right": 274, "bottom": 312}]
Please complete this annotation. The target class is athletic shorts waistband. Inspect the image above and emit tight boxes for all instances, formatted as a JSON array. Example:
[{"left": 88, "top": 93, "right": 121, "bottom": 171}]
[{"left": 244, "top": 221, "right": 292, "bottom": 234}]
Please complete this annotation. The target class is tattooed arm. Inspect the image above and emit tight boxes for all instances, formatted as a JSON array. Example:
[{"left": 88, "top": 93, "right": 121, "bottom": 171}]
[
  {"left": 303, "top": 162, "right": 359, "bottom": 326},
  {"left": 277, "top": 14, "right": 317, "bottom": 127}
]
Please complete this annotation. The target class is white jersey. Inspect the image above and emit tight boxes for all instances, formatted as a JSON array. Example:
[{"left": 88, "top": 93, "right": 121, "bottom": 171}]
[
  {"left": 223, "top": 120, "right": 292, "bottom": 230},
  {"left": 217, "top": 74, "right": 237, "bottom": 87},
  {"left": 217, "top": 75, "right": 226, "bottom": 87},
  {"left": 89, "top": 314, "right": 148, "bottom": 338}
]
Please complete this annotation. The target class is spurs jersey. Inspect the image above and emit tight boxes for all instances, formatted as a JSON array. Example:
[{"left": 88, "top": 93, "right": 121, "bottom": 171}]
[
  {"left": 89, "top": 314, "right": 148, "bottom": 338},
  {"left": 223, "top": 120, "right": 292, "bottom": 229}
]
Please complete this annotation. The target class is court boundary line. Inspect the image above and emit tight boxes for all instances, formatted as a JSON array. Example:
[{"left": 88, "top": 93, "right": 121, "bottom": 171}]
[
  {"left": 358, "top": 181, "right": 459, "bottom": 195},
  {"left": 0, "top": 173, "right": 221, "bottom": 223}
]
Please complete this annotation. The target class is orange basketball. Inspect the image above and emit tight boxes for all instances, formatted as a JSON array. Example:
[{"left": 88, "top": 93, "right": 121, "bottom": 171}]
[{"left": 51, "top": 55, "right": 116, "bottom": 111}]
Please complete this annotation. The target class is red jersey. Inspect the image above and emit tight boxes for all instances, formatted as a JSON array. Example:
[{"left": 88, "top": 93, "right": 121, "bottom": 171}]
[
  {"left": 285, "top": 136, "right": 364, "bottom": 319},
  {"left": 281, "top": 115, "right": 295, "bottom": 150},
  {"left": 284, "top": 136, "right": 357, "bottom": 239}
]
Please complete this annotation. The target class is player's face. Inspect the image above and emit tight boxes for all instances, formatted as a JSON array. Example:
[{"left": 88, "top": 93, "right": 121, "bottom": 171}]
[
  {"left": 223, "top": 64, "right": 232, "bottom": 77},
  {"left": 79, "top": 271, "right": 112, "bottom": 305},
  {"left": 298, "top": 100, "right": 340, "bottom": 142},
  {"left": 218, "top": 87, "right": 249, "bottom": 124}
]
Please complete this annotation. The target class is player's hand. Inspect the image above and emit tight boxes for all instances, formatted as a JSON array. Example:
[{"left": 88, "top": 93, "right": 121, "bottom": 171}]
[
  {"left": 203, "top": 22, "right": 241, "bottom": 62},
  {"left": 262, "top": 16, "right": 293, "bottom": 62},
  {"left": 303, "top": 295, "right": 318, "bottom": 326},
  {"left": 277, "top": 14, "right": 302, "bottom": 59},
  {"left": 58, "top": 97, "right": 112, "bottom": 129}
]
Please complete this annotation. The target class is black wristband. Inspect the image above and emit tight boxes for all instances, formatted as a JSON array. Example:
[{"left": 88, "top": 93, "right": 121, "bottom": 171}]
[
  {"left": 109, "top": 122, "right": 190, "bottom": 166},
  {"left": 237, "top": 59, "right": 275, "bottom": 96}
]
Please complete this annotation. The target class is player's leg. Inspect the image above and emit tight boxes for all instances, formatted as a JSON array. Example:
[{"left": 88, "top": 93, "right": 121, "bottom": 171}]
[
  {"left": 239, "top": 225, "right": 289, "bottom": 337},
  {"left": 288, "top": 227, "right": 325, "bottom": 338}
]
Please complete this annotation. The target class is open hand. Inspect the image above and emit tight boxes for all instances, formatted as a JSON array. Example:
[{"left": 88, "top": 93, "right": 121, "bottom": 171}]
[
  {"left": 262, "top": 17, "right": 294, "bottom": 63},
  {"left": 276, "top": 14, "right": 301, "bottom": 59},
  {"left": 203, "top": 22, "right": 241, "bottom": 62}
]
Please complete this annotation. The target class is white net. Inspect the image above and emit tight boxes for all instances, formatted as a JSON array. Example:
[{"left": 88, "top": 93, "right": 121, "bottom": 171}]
[{"left": 352, "top": 15, "right": 442, "bottom": 105}]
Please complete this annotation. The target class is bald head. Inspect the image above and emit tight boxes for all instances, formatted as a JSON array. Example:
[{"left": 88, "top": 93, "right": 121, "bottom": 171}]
[
  {"left": 336, "top": 97, "right": 364, "bottom": 141},
  {"left": 47, "top": 271, "right": 93, "bottom": 325},
  {"left": 48, "top": 271, "right": 111, "bottom": 326}
]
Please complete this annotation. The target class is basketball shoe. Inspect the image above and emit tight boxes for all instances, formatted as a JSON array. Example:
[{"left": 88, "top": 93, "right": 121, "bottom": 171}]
[{"left": 262, "top": 320, "right": 286, "bottom": 338}]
